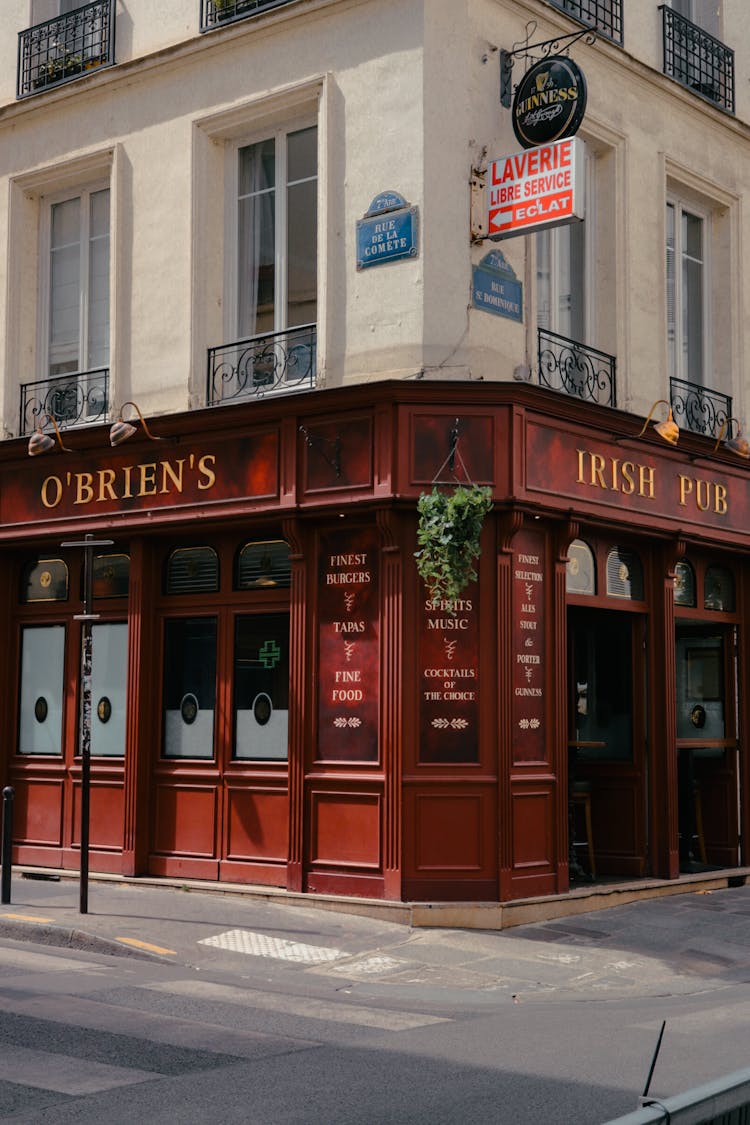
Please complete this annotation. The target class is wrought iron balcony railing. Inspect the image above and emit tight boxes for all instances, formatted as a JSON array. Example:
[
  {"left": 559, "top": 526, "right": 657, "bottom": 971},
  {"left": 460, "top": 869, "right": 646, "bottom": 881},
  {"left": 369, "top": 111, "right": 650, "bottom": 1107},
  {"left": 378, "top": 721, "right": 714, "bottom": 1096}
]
[
  {"left": 669, "top": 377, "right": 731, "bottom": 440},
  {"left": 20, "top": 369, "right": 110, "bottom": 436},
  {"left": 207, "top": 324, "right": 316, "bottom": 406},
  {"left": 546, "top": 0, "right": 623, "bottom": 45},
  {"left": 537, "top": 328, "right": 617, "bottom": 408},
  {"left": 200, "top": 0, "right": 297, "bottom": 31},
  {"left": 660, "top": 5, "right": 734, "bottom": 114},
  {"left": 17, "top": 0, "right": 114, "bottom": 99}
]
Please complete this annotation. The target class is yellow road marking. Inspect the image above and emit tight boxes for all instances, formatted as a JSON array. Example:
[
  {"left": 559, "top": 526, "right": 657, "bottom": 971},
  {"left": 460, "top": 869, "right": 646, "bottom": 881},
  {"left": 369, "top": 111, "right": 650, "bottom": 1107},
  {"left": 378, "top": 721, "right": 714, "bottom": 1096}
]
[
  {"left": 1, "top": 913, "right": 54, "bottom": 923},
  {"left": 116, "top": 937, "right": 176, "bottom": 956}
]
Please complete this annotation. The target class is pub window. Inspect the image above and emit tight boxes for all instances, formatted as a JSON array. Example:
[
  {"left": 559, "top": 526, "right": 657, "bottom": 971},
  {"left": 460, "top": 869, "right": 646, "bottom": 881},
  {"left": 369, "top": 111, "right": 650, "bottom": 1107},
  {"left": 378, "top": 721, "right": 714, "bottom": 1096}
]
[
  {"left": 566, "top": 539, "right": 596, "bottom": 595},
  {"left": 673, "top": 559, "right": 696, "bottom": 607},
  {"left": 165, "top": 546, "right": 219, "bottom": 594},
  {"left": 18, "top": 624, "right": 65, "bottom": 755},
  {"left": 236, "top": 540, "right": 291, "bottom": 589},
  {"left": 606, "top": 547, "right": 644, "bottom": 600},
  {"left": 93, "top": 553, "right": 129, "bottom": 599},
  {"left": 704, "top": 565, "right": 734, "bottom": 612},
  {"left": 162, "top": 617, "right": 217, "bottom": 759},
  {"left": 233, "top": 614, "right": 289, "bottom": 760},
  {"left": 21, "top": 557, "right": 69, "bottom": 603}
]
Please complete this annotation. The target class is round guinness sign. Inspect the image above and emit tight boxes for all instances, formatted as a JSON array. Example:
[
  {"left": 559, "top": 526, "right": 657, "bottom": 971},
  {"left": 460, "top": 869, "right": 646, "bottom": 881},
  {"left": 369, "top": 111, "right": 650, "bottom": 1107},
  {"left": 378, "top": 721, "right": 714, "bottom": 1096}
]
[{"left": 512, "top": 55, "right": 587, "bottom": 149}]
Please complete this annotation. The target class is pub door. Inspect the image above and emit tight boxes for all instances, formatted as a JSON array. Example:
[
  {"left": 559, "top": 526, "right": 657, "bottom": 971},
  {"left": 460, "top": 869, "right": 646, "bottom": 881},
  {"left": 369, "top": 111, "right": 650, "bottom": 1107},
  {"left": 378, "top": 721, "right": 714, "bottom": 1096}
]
[
  {"left": 149, "top": 609, "right": 291, "bottom": 884},
  {"left": 674, "top": 626, "right": 740, "bottom": 870},
  {"left": 568, "top": 606, "right": 649, "bottom": 879},
  {"left": 12, "top": 616, "right": 128, "bottom": 872}
]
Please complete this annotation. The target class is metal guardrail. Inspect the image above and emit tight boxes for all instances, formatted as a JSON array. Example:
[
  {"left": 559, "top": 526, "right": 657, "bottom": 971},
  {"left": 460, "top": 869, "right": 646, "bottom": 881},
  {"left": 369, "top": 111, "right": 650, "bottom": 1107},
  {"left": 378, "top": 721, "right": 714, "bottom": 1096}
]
[
  {"left": 20, "top": 368, "right": 110, "bottom": 435},
  {"left": 200, "top": 0, "right": 297, "bottom": 31},
  {"left": 547, "top": 0, "right": 623, "bottom": 45},
  {"left": 604, "top": 1065, "right": 750, "bottom": 1123},
  {"left": 669, "top": 376, "right": 732, "bottom": 440},
  {"left": 537, "top": 327, "right": 617, "bottom": 408},
  {"left": 206, "top": 324, "right": 316, "bottom": 405},
  {"left": 659, "top": 5, "right": 734, "bottom": 114},
  {"left": 17, "top": 0, "right": 114, "bottom": 99}
]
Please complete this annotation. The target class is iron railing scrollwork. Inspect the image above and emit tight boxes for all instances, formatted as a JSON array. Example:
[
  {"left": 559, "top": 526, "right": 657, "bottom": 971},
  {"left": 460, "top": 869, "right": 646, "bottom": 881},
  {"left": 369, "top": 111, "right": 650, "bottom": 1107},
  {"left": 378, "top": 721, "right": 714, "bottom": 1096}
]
[
  {"left": 17, "top": 0, "right": 114, "bottom": 98},
  {"left": 537, "top": 328, "right": 617, "bottom": 407},
  {"left": 669, "top": 377, "right": 732, "bottom": 440},
  {"left": 207, "top": 324, "right": 316, "bottom": 406},
  {"left": 546, "top": 0, "right": 623, "bottom": 46},
  {"left": 20, "top": 369, "right": 110, "bottom": 436},
  {"left": 660, "top": 5, "right": 734, "bottom": 114},
  {"left": 200, "top": 0, "right": 297, "bottom": 31}
]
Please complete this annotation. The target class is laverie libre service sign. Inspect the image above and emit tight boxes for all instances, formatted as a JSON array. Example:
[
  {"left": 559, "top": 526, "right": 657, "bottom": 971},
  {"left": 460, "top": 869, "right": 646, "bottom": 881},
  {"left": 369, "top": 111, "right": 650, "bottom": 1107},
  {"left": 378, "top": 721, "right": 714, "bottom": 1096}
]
[{"left": 486, "top": 136, "right": 585, "bottom": 240}]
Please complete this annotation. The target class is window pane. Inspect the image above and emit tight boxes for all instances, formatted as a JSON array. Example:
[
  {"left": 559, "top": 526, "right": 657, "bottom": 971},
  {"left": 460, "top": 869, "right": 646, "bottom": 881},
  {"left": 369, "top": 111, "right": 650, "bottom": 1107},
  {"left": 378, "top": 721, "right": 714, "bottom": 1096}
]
[
  {"left": 233, "top": 614, "right": 289, "bottom": 760},
  {"left": 88, "top": 189, "right": 110, "bottom": 369},
  {"left": 287, "top": 126, "right": 317, "bottom": 184},
  {"left": 19, "top": 625, "right": 65, "bottom": 755},
  {"left": 238, "top": 140, "right": 276, "bottom": 338},
  {"left": 91, "top": 623, "right": 127, "bottom": 757},
  {"left": 49, "top": 198, "right": 81, "bottom": 377},
  {"left": 536, "top": 230, "right": 551, "bottom": 328},
  {"left": 162, "top": 618, "right": 217, "bottom": 759},
  {"left": 666, "top": 203, "right": 677, "bottom": 378},
  {"left": 287, "top": 177, "right": 317, "bottom": 327},
  {"left": 682, "top": 211, "right": 703, "bottom": 383}
]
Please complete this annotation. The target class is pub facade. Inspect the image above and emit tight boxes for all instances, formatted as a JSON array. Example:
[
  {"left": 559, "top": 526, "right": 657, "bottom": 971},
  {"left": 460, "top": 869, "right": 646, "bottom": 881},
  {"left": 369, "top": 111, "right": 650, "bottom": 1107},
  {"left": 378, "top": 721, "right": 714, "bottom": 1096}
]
[{"left": 2, "top": 377, "right": 748, "bottom": 903}]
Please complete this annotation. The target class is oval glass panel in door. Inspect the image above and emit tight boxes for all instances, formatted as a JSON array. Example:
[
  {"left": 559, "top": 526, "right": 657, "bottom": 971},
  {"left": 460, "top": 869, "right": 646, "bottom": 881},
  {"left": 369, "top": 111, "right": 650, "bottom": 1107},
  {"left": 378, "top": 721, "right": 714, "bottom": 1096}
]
[{"left": 233, "top": 614, "right": 289, "bottom": 760}]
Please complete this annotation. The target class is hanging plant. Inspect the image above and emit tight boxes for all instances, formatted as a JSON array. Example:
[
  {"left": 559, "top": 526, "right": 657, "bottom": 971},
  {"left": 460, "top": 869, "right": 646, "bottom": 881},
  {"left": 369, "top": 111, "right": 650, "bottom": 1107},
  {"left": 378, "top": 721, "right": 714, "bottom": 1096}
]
[{"left": 415, "top": 484, "right": 493, "bottom": 606}]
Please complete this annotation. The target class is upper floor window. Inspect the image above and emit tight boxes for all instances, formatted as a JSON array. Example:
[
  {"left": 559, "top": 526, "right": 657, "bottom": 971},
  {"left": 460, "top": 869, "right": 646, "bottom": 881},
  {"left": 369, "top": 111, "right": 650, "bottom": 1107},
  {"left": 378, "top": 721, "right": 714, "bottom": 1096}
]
[
  {"left": 548, "top": 1, "right": 623, "bottom": 45},
  {"left": 44, "top": 186, "right": 110, "bottom": 379},
  {"left": 236, "top": 125, "right": 317, "bottom": 341},
  {"left": 666, "top": 200, "right": 706, "bottom": 386}
]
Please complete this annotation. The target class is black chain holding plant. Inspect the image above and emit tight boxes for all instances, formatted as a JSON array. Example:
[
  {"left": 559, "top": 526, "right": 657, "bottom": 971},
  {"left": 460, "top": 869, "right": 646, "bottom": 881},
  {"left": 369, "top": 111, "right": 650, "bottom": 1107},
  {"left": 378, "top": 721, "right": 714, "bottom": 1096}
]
[{"left": 414, "top": 425, "right": 493, "bottom": 608}]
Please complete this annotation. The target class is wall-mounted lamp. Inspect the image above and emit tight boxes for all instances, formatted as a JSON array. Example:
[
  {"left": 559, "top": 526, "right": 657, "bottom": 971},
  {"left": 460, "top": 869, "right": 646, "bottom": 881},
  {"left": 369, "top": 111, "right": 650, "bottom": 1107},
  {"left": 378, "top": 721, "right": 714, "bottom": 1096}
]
[
  {"left": 27, "top": 414, "right": 71, "bottom": 457},
  {"left": 713, "top": 419, "right": 750, "bottom": 460},
  {"left": 110, "top": 401, "right": 162, "bottom": 447},
  {"left": 637, "top": 400, "right": 679, "bottom": 446}
]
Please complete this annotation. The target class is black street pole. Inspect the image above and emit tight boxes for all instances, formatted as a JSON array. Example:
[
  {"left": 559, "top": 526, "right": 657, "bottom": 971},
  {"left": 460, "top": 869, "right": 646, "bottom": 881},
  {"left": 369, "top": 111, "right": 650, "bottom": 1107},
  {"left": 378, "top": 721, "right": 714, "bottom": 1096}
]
[{"left": 61, "top": 532, "right": 113, "bottom": 914}]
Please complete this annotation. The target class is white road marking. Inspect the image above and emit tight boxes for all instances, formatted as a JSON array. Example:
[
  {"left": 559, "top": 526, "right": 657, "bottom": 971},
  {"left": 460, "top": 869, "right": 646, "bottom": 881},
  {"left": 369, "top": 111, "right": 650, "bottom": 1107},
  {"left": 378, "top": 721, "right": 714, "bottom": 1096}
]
[
  {"left": 144, "top": 978, "right": 450, "bottom": 1031},
  {"left": 0, "top": 1044, "right": 158, "bottom": 1095},
  {"left": 198, "top": 929, "right": 344, "bottom": 963}
]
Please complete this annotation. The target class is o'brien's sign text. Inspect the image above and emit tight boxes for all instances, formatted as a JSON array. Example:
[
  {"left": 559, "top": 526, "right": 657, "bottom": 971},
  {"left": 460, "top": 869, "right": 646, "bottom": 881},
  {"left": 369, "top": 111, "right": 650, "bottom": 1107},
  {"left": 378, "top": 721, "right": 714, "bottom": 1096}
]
[
  {"left": 487, "top": 137, "right": 585, "bottom": 240},
  {"left": 40, "top": 453, "right": 216, "bottom": 509}
]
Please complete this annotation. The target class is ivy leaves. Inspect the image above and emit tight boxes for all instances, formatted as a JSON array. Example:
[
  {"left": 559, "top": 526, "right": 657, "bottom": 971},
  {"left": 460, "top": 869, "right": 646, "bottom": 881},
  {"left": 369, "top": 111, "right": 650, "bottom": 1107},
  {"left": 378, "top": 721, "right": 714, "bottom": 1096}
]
[{"left": 415, "top": 485, "right": 493, "bottom": 605}]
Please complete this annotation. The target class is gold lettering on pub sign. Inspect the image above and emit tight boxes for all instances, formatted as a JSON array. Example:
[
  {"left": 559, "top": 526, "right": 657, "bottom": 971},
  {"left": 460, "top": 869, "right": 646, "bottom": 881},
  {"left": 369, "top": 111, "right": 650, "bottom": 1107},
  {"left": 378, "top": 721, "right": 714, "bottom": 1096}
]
[
  {"left": 575, "top": 449, "right": 728, "bottom": 516},
  {"left": 40, "top": 454, "right": 217, "bottom": 510}
]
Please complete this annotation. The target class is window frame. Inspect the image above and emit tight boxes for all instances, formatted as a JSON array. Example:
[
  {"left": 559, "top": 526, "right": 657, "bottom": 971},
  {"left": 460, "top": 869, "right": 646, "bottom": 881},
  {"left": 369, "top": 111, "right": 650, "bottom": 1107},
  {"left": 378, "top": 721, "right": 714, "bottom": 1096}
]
[
  {"left": 535, "top": 148, "right": 596, "bottom": 344},
  {"left": 666, "top": 194, "right": 711, "bottom": 387},
  {"left": 224, "top": 115, "right": 318, "bottom": 346},
  {"left": 37, "top": 179, "right": 111, "bottom": 381}
]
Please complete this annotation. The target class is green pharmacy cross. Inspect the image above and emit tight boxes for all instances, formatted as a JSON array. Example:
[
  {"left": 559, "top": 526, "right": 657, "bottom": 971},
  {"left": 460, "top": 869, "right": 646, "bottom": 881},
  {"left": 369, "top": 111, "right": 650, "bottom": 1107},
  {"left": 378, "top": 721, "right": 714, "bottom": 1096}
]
[{"left": 259, "top": 639, "right": 281, "bottom": 669}]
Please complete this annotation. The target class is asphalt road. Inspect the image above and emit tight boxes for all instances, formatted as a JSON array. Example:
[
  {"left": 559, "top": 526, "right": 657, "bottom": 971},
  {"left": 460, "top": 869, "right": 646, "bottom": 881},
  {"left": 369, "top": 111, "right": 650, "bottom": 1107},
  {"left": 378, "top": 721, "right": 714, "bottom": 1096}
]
[{"left": 0, "top": 877, "right": 750, "bottom": 1122}]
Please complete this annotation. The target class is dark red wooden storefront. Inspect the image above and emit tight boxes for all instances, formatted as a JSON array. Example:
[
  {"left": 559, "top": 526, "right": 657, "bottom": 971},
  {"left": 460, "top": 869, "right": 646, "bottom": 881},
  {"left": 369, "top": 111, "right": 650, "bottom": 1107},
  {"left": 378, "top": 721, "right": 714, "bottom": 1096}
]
[{"left": 0, "top": 381, "right": 747, "bottom": 902}]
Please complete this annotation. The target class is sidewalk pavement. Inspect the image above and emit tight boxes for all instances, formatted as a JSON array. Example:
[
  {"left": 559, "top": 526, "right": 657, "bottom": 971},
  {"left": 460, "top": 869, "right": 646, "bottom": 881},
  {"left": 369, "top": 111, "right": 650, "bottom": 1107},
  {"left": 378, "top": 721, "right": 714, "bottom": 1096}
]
[{"left": 2, "top": 866, "right": 750, "bottom": 1001}]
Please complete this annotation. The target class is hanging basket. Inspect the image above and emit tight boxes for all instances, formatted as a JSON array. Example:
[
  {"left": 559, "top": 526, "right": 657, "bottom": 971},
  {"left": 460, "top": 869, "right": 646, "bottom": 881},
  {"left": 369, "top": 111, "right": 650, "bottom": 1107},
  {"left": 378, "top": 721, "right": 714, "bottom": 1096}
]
[{"left": 415, "top": 483, "right": 493, "bottom": 606}]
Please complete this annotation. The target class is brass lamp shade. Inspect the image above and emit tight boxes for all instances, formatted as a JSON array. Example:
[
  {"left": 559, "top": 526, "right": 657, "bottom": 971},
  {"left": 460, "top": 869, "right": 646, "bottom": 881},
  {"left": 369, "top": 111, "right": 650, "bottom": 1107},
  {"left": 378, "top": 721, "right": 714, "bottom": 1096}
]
[
  {"left": 27, "top": 414, "right": 71, "bottom": 457},
  {"left": 638, "top": 400, "right": 679, "bottom": 446},
  {"left": 28, "top": 430, "right": 56, "bottom": 457},
  {"left": 109, "top": 401, "right": 161, "bottom": 446},
  {"left": 713, "top": 419, "right": 750, "bottom": 460},
  {"left": 109, "top": 419, "right": 138, "bottom": 447},
  {"left": 725, "top": 434, "right": 750, "bottom": 459}
]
